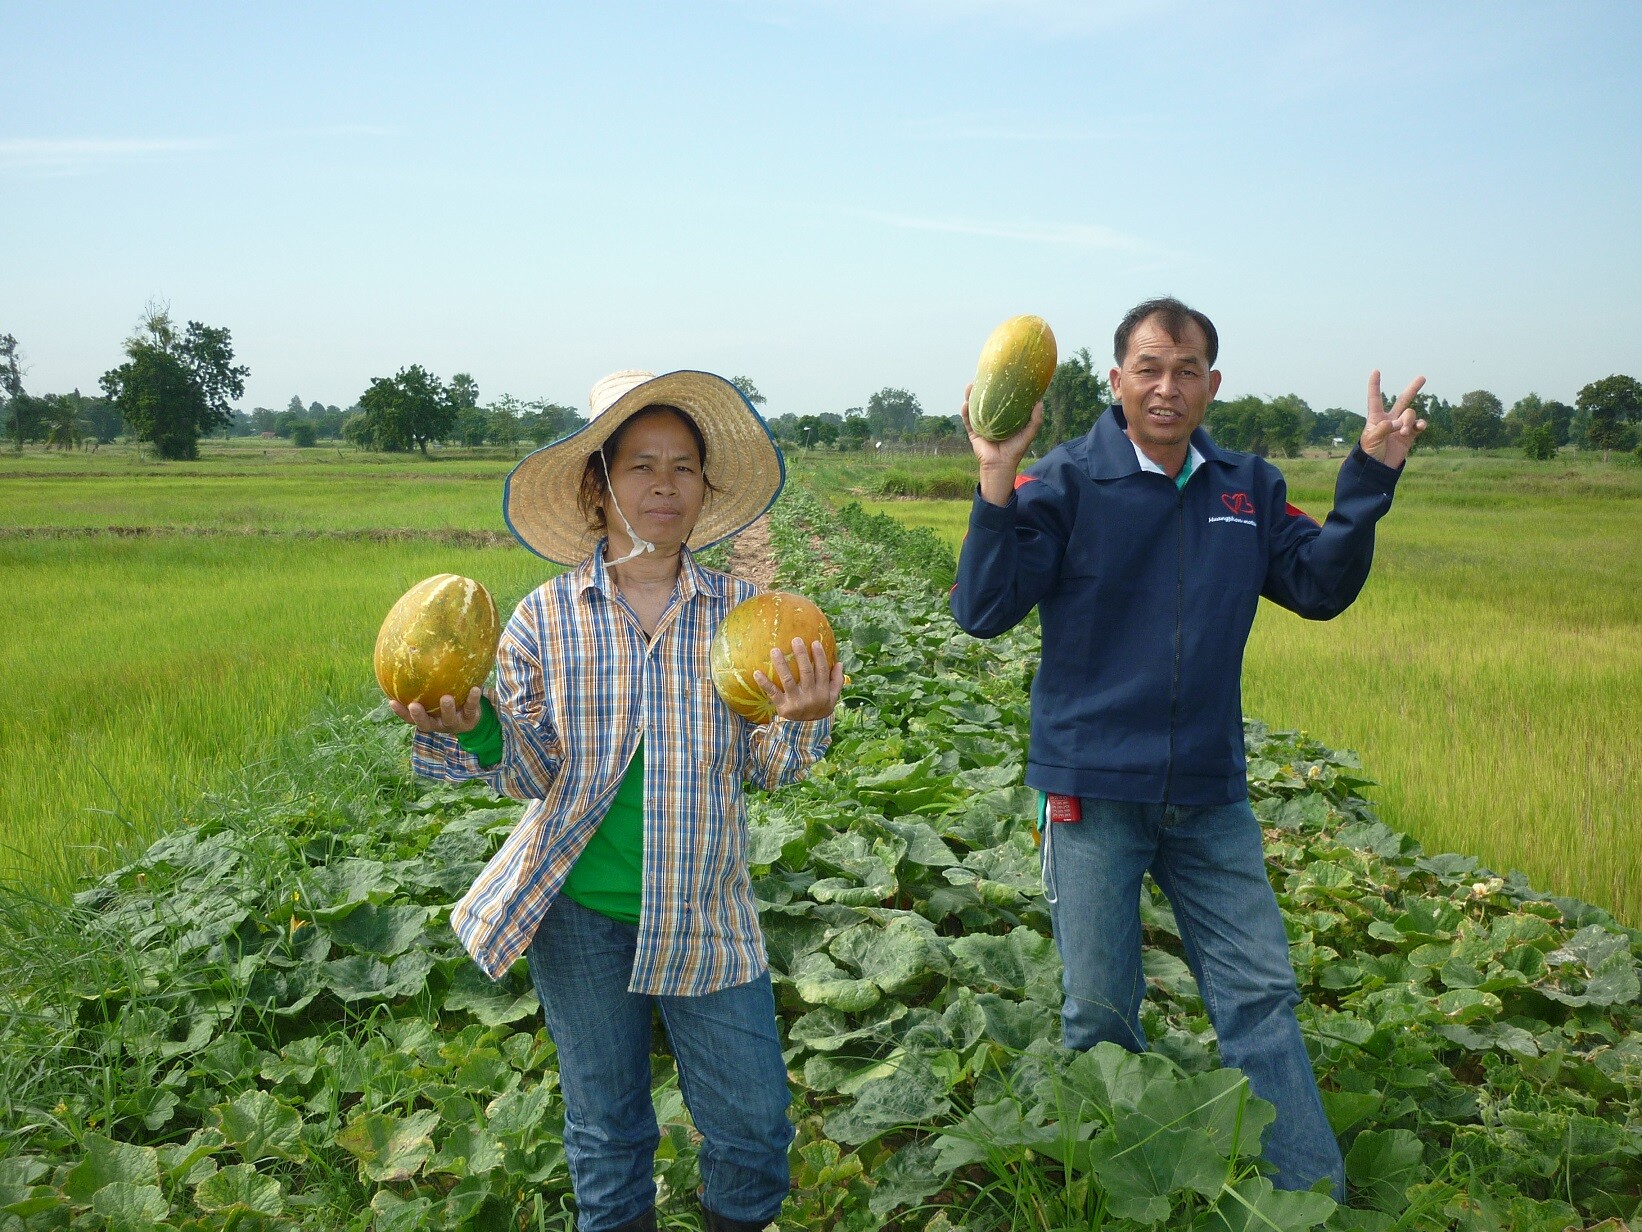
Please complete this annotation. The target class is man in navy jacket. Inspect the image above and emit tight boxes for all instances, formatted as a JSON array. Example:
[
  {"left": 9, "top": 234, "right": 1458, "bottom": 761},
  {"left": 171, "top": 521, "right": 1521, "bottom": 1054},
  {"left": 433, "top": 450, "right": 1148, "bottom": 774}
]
[{"left": 951, "top": 297, "right": 1426, "bottom": 1197}]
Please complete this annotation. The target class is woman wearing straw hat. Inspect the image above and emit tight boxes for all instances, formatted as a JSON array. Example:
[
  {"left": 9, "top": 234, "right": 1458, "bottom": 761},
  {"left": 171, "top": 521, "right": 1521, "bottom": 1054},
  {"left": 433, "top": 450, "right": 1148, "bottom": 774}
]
[{"left": 393, "top": 370, "right": 842, "bottom": 1232}]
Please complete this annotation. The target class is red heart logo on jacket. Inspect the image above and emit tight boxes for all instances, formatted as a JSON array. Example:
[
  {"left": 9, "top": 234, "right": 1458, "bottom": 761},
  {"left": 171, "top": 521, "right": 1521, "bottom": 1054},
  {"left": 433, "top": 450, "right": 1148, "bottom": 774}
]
[{"left": 1221, "top": 492, "right": 1255, "bottom": 516}]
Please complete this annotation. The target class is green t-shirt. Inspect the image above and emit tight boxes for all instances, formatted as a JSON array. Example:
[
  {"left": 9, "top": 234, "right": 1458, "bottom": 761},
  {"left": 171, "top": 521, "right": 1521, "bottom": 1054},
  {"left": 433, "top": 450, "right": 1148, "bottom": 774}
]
[
  {"left": 559, "top": 742, "right": 645, "bottom": 925},
  {"left": 456, "top": 701, "right": 645, "bottom": 925}
]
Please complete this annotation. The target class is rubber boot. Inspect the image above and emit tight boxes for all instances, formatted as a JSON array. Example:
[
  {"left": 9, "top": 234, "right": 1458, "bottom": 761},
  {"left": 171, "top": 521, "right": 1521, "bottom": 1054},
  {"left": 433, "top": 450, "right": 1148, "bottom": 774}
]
[
  {"left": 607, "top": 1209, "right": 657, "bottom": 1232},
  {"left": 701, "top": 1207, "right": 768, "bottom": 1232}
]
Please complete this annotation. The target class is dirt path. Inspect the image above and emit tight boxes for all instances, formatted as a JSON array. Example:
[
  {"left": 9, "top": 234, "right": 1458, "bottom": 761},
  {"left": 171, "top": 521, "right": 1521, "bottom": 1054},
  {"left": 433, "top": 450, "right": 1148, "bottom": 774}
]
[{"left": 724, "top": 513, "right": 777, "bottom": 589}]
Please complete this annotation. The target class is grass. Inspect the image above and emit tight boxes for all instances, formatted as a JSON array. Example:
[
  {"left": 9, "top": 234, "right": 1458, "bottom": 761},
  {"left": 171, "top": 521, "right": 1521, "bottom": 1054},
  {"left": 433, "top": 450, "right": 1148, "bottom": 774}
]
[
  {"left": 819, "top": 449, "right": 1642, "bottom": 925},
  {"left": 4, "top": 440, "right": 1638, "bottom": 927},
  {"left": 0, "top": 533, "right": 557, "bottom": 894}
]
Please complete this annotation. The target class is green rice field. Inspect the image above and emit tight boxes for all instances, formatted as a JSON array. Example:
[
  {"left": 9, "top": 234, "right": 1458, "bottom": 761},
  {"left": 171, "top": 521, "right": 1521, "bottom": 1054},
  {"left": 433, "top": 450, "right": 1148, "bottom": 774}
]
[
  {"left": 1, "top": 442, "right": 554, "bottom": 892},
  {"left": 4, "top": 440, "right": 1639, "bottom": 928},
  {"left": 819, "top": 451, "right": 1642, "bottom": 925},
  {"left": 3, "top": 533, "right": 556, "bottom": 892}
]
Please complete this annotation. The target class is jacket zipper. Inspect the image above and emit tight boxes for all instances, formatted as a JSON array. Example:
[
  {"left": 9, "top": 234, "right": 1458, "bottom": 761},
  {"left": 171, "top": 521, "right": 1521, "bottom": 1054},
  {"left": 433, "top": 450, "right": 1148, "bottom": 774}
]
[{"left": 1162, "top": 484, "right": 1185, "bottom": 802}]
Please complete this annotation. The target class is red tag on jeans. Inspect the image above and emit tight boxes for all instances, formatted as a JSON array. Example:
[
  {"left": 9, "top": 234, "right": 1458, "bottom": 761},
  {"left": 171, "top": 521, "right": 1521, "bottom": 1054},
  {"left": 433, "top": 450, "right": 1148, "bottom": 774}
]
[{"left": 1047, "top": 794, "right": 1082, "bottom": 823}]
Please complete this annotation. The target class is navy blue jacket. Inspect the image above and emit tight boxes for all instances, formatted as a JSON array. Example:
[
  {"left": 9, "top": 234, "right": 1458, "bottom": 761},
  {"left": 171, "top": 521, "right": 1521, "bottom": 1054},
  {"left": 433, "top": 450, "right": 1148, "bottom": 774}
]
[{"left": 950, "top": 406, "right": 1403, "bottom": 805}]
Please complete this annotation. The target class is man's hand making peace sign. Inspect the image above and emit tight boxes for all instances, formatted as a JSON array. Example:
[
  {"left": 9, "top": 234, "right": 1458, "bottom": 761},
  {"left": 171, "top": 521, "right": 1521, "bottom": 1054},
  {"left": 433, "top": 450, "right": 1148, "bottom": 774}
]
[{"left": 1360, "top": 371, "right": 1428, "bottom": 469}]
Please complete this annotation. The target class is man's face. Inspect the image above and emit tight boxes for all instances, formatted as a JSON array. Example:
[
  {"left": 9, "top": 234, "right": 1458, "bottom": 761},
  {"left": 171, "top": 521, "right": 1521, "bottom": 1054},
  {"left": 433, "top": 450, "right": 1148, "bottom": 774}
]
[{"left": 1109, "top": 315, "right": 1222, "bottom": 459}]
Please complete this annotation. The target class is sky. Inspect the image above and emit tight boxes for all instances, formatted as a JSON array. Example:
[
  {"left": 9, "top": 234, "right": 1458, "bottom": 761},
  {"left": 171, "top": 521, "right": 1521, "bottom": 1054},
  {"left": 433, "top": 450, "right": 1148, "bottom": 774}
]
[{"left": 5, "top": 0, "right": 1641, "bottom": 420}]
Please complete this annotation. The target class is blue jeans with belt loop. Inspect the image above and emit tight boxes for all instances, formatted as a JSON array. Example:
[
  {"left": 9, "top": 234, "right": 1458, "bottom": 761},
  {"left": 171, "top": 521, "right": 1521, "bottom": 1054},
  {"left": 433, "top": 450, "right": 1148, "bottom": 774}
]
[
  {"left": 525, "top": 895, "right": 794, "bottom": 1231},
  {"left": 1041, "top": 795, "right": 1345, "bottom": 1198}
]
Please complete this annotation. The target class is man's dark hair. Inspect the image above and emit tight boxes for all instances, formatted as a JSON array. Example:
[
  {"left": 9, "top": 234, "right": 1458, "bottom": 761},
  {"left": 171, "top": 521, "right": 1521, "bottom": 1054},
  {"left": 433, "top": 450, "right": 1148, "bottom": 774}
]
[{"left": 1114, "top": 297, "right": 1219, "bottom": 368}]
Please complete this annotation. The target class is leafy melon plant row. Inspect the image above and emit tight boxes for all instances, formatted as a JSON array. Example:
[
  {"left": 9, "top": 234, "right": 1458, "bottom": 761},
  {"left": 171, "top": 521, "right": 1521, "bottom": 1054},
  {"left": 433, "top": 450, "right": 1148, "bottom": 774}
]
[{"left": 1, "top": 488, "right": 1639, "bottom": 1231}]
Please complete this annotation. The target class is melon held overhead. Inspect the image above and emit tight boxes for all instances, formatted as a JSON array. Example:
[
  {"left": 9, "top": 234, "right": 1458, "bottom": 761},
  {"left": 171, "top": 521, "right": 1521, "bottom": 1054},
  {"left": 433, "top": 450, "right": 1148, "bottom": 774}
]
[{"left": 968, "top": 314, "right": 1057, "bottom": 442}]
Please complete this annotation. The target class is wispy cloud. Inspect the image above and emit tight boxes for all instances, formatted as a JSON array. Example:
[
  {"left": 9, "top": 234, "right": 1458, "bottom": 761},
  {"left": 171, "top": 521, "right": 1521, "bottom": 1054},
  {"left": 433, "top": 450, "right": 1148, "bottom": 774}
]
[
  {"left": 745, "top": 0, "right": 1169, "bottom": 37},
  {"left": 901, "top": 116, "right": 1119, "bottom": 143},
  {"left": 861, "top": 209, "right": 1177, "bottom": 259},
  {"left": 0, "top": 127, "right": 394, "bottom": 178},
  {"left": 0, "top": 137, "right": 220, "bottom": 176}
]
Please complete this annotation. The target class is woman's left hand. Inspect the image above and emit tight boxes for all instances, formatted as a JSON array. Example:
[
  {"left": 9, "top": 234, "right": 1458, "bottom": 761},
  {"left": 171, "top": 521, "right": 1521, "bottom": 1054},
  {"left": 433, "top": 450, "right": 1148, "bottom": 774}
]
[{"left": 754, "top": 638, "right": 844, "bottom": 722}]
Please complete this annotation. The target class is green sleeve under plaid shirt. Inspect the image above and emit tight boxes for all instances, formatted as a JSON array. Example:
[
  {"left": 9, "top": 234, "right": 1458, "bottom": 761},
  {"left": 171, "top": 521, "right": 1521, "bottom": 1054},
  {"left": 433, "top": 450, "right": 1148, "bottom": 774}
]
[{"left": 411, "top": 547, "right": 832, "bottom": 996}]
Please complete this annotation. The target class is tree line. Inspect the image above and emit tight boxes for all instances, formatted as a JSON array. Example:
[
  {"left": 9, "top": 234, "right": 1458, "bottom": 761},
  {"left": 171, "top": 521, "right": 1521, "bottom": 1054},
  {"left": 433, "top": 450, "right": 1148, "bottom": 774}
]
[{"left": 4, "top": 312, "right": 1639, "bottom": 462}]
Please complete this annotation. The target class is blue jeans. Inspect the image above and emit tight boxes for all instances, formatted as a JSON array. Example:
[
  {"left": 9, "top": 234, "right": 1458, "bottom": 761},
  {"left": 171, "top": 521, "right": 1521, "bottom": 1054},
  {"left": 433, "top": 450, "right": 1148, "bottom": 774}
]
[
  {"left": 1042, "top": 797, "right": 1345, "bottom": 1198},
  {"left": 525, "top": 896, "right": 794, "bottom": 1231}
]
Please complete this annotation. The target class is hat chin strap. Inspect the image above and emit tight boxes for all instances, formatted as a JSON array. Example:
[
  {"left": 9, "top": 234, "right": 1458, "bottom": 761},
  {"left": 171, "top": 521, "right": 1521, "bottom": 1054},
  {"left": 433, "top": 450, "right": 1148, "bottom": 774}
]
[{"left": 599, "top": 451, "right": 657, "bottom": 567}]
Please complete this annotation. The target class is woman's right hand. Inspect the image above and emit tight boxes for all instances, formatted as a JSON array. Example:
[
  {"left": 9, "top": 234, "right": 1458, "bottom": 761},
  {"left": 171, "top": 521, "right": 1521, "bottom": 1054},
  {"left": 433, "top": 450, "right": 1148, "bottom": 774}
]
[{"left": 390, "top": 687, "right": 484, "bottom": 735}]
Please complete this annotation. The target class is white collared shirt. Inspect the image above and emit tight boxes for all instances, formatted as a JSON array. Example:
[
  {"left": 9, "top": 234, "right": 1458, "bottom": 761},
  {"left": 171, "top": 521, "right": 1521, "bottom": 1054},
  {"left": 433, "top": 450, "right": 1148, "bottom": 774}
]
[{"left": 1131, "top": 438, "right": 1204, "bottom": 486}]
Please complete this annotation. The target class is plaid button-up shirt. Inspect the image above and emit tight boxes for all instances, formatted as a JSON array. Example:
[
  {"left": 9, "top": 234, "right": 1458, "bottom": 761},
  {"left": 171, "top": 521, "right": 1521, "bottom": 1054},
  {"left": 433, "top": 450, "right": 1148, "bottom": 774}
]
[{"left": 412, "top": 547, "right": 831, "bottom": 996}]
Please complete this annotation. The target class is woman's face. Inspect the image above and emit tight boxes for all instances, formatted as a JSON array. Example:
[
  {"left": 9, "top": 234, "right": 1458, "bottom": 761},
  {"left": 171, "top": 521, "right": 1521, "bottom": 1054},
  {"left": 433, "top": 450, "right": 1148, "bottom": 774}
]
[{"left": 602, "top": 409, "right": 706, "bottom": 554}]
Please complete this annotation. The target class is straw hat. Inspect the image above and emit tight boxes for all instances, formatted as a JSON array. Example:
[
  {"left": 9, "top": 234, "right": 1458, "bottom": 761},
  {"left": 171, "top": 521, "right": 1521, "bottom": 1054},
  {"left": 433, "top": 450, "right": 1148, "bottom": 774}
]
[{"left": 502, "top": 369, "right": 785, "bottom": 566}]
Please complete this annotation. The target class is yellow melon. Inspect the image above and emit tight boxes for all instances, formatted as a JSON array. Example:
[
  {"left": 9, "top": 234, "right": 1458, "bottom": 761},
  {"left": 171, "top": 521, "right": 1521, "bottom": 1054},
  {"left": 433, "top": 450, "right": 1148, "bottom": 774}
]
[
  {"left": 710, "top": 591, "right": 838, "bottom": 723},
  {"left": 374, "top": 574, "right": 501, "bottom": 711}
]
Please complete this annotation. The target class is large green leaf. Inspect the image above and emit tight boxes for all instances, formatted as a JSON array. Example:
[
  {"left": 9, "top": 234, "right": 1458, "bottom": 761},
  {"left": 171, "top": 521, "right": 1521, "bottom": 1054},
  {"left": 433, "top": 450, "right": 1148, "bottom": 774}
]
[
  {"left": 322, "top": 948, "right": 436, "bottom": 1001},
  {"left": 88, "top": 1182, "right": 169, "bottom": 1230},
  {"left": 428, "top": 1124, "right": 506, "bottom": 1177},
  {"left": 790, "top": 951, "right": 883, "bottom": 1012},
  {"left": 1344, "top": 1129, "right": 1423, "bottom": 1215},
  {"left": 302, "top": 857, "right": 395, "bottom": 919},
  {"left": 830, "top": 914, "right": 949, "bottom": 994},
  {"left": 931, "top": 1098, "right": 1061, "bottom": 1173},
  {"left": 324, "top": 902, "right": 436, "bottom": 956},
  {"left": 1199, "top": 1176, "right": 1335, "bottom": 1231},
  {"left": 485, "top": 1081, "right": 557, "bottom": 1140},
  {"left": 867, "top": 1138, "right": 949, "bottom": 1215},
  {"left": 1087, "top": 1123, "right": 1224, "bottom": 1223},
  {"left": 974, "top": 992, "right": 1059, "bottom": 1050},
  {"left": 193, "top": 1163, "right": 284, "bottom": 1216},
  {"left": 949, "top": 926, "right": 1061, "bottom": 1001},
  {"left": 62, "top": 1135, "right": 160, "bottom": 1203},
  {"left": 823, "top": 1052, "right": 954, "bottom": 1145},
  {"left": 336, "top": 1108, "right": 440, "bottom": 1182},
  {"left": 787, "top": 1001, "right": 908, "bottom": 1053},
  {"left": 1129, "top": 1069, "right": 1274, "bottom": 1163},
  {"left": 442, "top": 964, "right": 540, "bottom": 1025},
  {"left": 213, "top": 1089, "right": 304, "bottom": 1162},
  {"left": 1058, "top": 1042, "right": 1183, "bottom": 1117}
]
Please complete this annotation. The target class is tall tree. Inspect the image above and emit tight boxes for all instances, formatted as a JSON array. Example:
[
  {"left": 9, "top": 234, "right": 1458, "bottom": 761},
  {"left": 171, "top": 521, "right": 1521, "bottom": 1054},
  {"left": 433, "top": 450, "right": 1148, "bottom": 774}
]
[
  {"left": 1452, "top": 390, "right": 1505, "bottom": 451},
  {"left": 1504, "top": 392, "right": 1547, "bottom": 446},
  {"left": 1307, "top": 407, "right": 1367, "bottom": 447},
  {"left": 865, "top": 388, "right": 921, "bottom": 441},
  {"left": 42, "top": 394, "right": 86, "bottom": 450},
  {"left": 100, "top": 307, "right": 249, "bottom": 460},
  {"left": 2, "top": 333, "right": 30, "bottom": 451},
  {"left": 450, "top": 373, "right": 480, "bottom": 410},
  {"left": 728, "top": 376, "right": 767, "bottom": 408},
  {"left": 794, "top": 414, "right": 838, "bottom": 448},
  {"left": 1576, "top": 374, "right": 1642, "bottom": 462},
  {"left": 77, "top": 390, "right": 123, "bottom": 444},
  {"left": 525, "top": 399, "right": 584, "bottom": 444},
  {"left": 1543, "top": 400, "right": 1575, "bottom": 447},
  {"left": 1520, "top": 424, "right": 1557, "bottom": 460},
  {"left": 1040, "top": 347, "right": 1112, "bottom": 449},
  {"left": 355, "top": 366, "right": 457, "bottom": 454},
  {"left": 455, "top": 404, "right": 490, "bottom": 446},
  {"left": 486, "top": 396, "right": 523, "bottom": 455},
  {"left": 1265, "top": 394, "right": 1311, "bottom": 457}
]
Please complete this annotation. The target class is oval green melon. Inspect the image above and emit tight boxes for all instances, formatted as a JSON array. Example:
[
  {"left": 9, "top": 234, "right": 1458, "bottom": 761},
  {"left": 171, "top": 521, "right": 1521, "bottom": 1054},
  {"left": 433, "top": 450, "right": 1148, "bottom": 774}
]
[{"left": 969, "top": 314, "right": 1057, "bottom": 442}]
